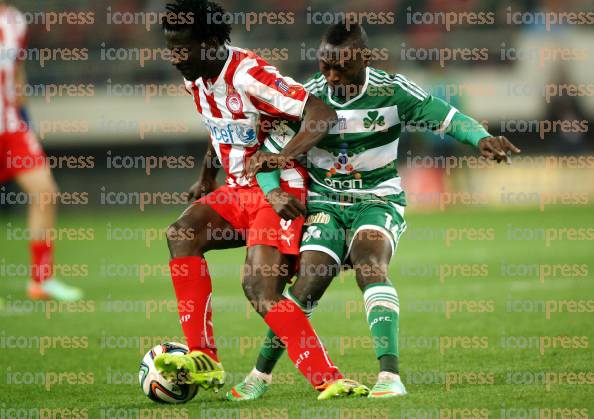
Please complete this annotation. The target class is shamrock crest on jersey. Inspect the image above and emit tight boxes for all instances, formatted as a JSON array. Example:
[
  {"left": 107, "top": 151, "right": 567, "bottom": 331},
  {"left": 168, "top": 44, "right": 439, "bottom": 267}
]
[{"left": 363, "top": 111, "right": 385, "bottom": 130}]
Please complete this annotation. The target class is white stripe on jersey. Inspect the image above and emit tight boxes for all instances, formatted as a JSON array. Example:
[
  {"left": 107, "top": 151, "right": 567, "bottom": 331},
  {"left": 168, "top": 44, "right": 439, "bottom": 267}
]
[
  {"left": 185, "top": 46, "right": 307, "bottom": 188},
  {"left": 0, "top": 6, "right": 27, "bottom": 134}
]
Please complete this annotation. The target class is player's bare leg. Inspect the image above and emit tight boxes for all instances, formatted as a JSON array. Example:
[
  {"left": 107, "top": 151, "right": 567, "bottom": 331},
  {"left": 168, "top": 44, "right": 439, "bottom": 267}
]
[
  {"left": 240, "top": 245, "right": 366, "bottom": 400},
  {"left": 15, "top": 166, "right": 81, "bottom": 301},
  {"left": 155, "top": 202, "right": 243, "bottom": 391},
  {"left": 230, "top": 250, "right": 369, "bottom": 401},
  {"left": 349, "top": 229, "right": 406, "bottom": 398}
]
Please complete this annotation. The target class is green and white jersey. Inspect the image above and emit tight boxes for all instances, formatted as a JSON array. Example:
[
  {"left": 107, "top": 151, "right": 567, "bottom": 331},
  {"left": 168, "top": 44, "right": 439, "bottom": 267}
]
[{"left": 264, "top": 67, "right": 459, "bottom": 206}]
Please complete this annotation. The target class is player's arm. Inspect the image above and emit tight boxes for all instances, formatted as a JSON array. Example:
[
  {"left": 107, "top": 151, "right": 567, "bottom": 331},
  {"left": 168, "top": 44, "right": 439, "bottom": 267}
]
[
  {"left": 248, "top": 95, "right": 336, "bottom": 176},
  {"left": 256, "top": 151, "right": 305, "bottom": 220},
  {"left": 397, "top": 75, "right": 520, "bottom": 163},
  {"left": 187, "top": 141, "right": 220, "bottom": 202},
  {"left": 239, "top": 61, "right": 336, "bottom": 177}
]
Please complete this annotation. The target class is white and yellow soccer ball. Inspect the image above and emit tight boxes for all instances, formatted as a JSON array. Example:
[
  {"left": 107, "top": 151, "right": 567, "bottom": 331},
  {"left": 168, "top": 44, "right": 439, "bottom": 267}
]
[{"left": 139, "top": 342, "right": 198, "bottom": 403}]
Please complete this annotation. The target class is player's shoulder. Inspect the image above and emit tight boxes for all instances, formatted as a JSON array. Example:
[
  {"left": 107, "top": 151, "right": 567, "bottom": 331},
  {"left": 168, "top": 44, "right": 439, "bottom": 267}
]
[
  {"left": 230, "top": 46, "right": 275, "bottom": 83},
  {"left": 368, "top": 68, "right": 428, "bottom": 99},
  {"left": 302, "top": 72, "right": 326, "bottom": 95}
]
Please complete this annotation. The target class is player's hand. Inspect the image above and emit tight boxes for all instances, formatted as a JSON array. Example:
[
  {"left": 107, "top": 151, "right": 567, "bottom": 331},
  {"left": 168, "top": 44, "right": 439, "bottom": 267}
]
[
  {"left": 265, "top": 188, "right": 306, "bottom": 220},
  {"left": 187, "top": 177, "right": 218, "bottom": 202},
  {"left": 478, "top": 136, "right": 521, "bottom": 164},
  {"left": 246, "top": 151, "right": 292, "bottom": 178}
]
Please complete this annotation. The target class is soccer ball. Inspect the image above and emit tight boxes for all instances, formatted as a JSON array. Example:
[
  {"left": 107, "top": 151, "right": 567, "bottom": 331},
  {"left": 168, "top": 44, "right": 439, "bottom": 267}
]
[{"left": 139, "top": 342, "right": 198, "bottom": 404}]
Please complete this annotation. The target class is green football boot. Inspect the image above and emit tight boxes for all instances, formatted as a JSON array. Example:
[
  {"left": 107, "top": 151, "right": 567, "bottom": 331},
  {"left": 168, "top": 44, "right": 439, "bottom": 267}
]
[
  {"left": 226, "top": 372, "right": 270, "bottom": 401},
  {"left": 368, "top": 372, "right": 407, "bottom": 398}
]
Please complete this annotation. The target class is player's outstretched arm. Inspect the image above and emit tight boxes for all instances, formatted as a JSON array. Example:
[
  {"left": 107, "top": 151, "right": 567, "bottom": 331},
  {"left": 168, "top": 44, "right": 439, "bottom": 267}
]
[
  {"left": 187, "top": 141, "right": 220, "bottom": 202},
  {"left": 395, "top": 74, "right": 521, "bottom": 164},
  {"left": 247, "top": 95, "right": 336, "bottom": 177}
]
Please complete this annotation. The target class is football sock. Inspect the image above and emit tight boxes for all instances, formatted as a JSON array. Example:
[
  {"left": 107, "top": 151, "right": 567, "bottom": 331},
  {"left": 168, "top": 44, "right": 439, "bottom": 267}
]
[
  {"left": 364, "top": 283, "right": 400, "bottom": 374},
  {"left": 256, "top": 288, "right": 313, "bottom": 374},
  {"left": 263, "top": 298, "right": 341, "bottom": 387},
  {"left": 31, "top": 240, "right": 53, "bottom": 283},
  {"left": 169, "top": 256, "right": 218, "bottom": 362}
]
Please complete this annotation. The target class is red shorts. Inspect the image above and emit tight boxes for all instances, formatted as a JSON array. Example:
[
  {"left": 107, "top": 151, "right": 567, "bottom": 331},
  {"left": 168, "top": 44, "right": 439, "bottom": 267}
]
[
  {"left": 197, "top": 183, "right": 306, "bottom": 255},
  {"left": 0, "top": 130, "right": 46, "bottom": 183}
]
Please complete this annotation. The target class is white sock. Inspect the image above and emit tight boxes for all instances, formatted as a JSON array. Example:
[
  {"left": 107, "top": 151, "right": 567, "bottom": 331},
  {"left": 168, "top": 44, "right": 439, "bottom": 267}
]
[
  {"left": 378, "top": 371, "right": 399, "bottom": 381},
  {"left": 251, "top": 368, "right": 272, "bottom": 384}
]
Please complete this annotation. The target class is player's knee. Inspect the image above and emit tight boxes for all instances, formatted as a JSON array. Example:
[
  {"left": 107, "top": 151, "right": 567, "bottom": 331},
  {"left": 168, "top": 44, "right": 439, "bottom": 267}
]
[
  {"left": 241, "top": 274, "right": 264, "bottom": 313},
  {"left": 241, "top": 273, "right": 280, "bottom": 316},
  {"left": 352, "top": 253, "right": 389, "bottom": 282},
  {"left": 166, "top": 218, "right": 202, "bottom": 257},
  {"left": 30, "top": 171, "right": 59, "bottom": 200}
]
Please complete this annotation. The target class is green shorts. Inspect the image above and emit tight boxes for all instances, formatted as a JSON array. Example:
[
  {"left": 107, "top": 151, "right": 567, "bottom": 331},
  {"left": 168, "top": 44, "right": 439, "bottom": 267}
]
[{"left": 300, "top": 200, "right": 407, "bottom": 265}]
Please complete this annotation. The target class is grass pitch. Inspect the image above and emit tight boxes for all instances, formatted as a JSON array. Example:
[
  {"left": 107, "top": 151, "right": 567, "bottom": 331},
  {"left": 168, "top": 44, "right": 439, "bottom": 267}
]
[{"left": 0, "top": 205, "right": 592, "bottom": 418}]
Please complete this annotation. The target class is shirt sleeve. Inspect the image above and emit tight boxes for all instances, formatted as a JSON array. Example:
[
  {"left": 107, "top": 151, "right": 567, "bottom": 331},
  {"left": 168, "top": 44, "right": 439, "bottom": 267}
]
[
  {"left": 394, "top": 74, "right": 457, "bottom": 132},
  {"left": 236, "top": 56, "right": 309, "bottom": 121}
]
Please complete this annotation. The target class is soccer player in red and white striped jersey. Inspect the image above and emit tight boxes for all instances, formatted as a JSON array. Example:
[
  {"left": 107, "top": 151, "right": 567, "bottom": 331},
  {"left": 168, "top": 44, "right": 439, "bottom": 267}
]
[
  {"left": 0, "top": 2, "right": 82, "bottom": 301},
  {"left": 153, "top": 0, "right": 369, "bottom": 400}
]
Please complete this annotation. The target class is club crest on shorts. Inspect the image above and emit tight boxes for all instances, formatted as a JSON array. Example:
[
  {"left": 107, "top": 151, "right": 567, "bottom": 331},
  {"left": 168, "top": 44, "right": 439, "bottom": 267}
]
[{"left": 226, "top": 92, "right": 243, "bottom": 115}]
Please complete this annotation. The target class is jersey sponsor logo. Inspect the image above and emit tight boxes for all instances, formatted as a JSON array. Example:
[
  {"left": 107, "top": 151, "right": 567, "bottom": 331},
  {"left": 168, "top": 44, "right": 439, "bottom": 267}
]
[
  {"left": 305, "top": 212, "right": 330, "bottom": 225},
  {"left": 225, "top": 92, "right": 243, "bottom": 115},
  {"left": 202, "top": 116, "right": 256, "bottom": 145},
  {"left": 325, "top": 142, "right": 362, "bottom": 180},
  {"left": 324, "top": 177, "right": 363, "bottom": 189}
]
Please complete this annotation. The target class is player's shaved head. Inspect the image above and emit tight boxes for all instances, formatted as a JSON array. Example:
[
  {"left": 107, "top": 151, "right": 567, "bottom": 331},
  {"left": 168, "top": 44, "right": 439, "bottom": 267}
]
[{"left": 323, "top": 22, "right": 369, "bottom": 49}]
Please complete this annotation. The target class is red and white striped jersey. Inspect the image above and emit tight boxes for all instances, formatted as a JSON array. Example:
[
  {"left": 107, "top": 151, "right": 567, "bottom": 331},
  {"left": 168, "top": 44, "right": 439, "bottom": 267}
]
[
  {"left": 0, "top": 5, "right": 26, "bottom": 134},
  {"left": 184, "top": 46, "right": 308, "bottom": 188}
]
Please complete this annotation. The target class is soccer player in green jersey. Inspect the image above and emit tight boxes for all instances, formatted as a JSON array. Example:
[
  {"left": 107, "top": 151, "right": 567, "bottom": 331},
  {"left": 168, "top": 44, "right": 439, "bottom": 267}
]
[{"left": 229, "top": 22, "right": 520, "bottom": 401}]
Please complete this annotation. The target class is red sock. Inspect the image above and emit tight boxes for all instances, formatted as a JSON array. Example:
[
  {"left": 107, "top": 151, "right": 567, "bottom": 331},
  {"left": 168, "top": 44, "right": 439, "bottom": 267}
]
[
  {"left": 169, "top": 256, "right": 218, "bottom": 362},
  {"left": 31, "top": 240, "right": 53, "bottom": 283},
  {"left": 264, "top": 299, "right": 342, "bottom": 387}
]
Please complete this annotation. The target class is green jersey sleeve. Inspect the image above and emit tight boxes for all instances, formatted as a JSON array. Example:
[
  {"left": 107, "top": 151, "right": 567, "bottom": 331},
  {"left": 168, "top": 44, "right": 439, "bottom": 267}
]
[{"left": 394, "top": 74, "right": 490, "bottom": 147}]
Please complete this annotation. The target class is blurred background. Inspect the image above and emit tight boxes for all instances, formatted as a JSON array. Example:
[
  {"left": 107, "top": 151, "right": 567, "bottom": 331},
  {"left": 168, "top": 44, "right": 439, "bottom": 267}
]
[{"left": 3, "top": 0, "right": 593, "bottom": 212}]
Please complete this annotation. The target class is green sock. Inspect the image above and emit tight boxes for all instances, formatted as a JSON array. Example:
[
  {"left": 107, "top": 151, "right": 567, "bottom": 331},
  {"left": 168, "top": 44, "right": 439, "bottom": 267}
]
[
  {"left": 363, "top": 282, "right": 400, "bottom": 373},
  {"left": 255, "top": 289, "right": 314, "bottom": 374},
  {"left": 256, "top": 328, "right": 284, "bottom": 374}
]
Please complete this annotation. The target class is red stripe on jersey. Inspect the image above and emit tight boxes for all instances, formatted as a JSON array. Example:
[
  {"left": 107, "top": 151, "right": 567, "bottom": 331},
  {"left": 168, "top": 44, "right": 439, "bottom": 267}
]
[
  {"left": 191, "top": 84, "right": 202, "bottom": 113},
  {"left": 248, "top": 95, "right": 301, "bottom": 121},
  {"left": 224, "top": 50, "right": 246, "bottom": 87},
  {"left": 205, "top": 91, "right": 222, "bottom": 118},
  {"left": 217, "top": 143, "right": 232, "bottom": 179}
]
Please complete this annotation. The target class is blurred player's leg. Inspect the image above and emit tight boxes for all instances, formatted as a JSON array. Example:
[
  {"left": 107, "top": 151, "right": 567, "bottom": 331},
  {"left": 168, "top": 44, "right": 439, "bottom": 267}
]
[{"left": 12, "top": 150, "right": 82, "bottom": 301}]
